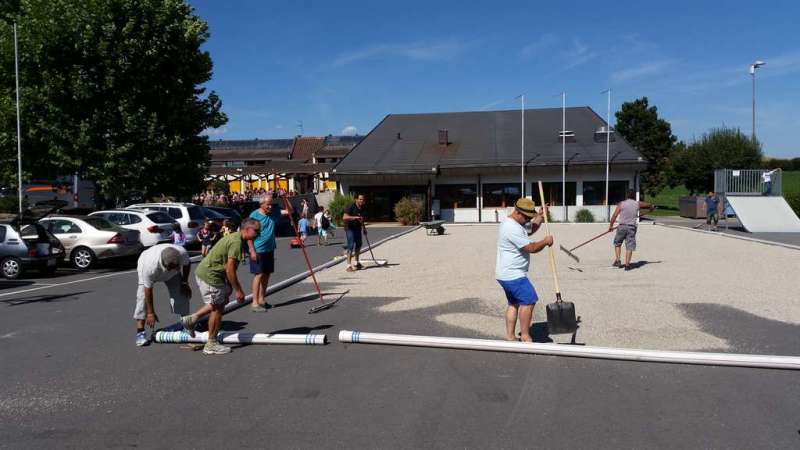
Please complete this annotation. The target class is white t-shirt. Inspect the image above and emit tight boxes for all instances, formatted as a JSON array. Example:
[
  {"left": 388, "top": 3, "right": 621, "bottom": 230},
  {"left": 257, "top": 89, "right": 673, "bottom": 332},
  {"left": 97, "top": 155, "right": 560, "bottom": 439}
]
[
  {"left": 137, "top": 244, "right": 191, "bottom": 288},
  {"left": 314, "top": 211, "right": 324, "bottom": 229},
  {"left": 762, "top": 170, "right": 774, "bottom": 182},
  {"left": 495, "top": 217, "right": 531, "bottom": 281}
]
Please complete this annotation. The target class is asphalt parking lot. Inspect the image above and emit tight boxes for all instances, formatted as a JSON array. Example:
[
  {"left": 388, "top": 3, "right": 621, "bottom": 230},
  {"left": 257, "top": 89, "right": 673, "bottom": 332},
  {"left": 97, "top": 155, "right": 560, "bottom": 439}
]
[{"left": 1, "top": 225, "right": 799, "bottom": 449}]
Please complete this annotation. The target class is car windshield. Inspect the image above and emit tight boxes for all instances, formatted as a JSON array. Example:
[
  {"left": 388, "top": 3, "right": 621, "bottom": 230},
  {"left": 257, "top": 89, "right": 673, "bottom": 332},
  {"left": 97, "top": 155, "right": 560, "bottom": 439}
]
[
  {"left": 83, "top": 217, "right": 121, "bottom": 231},
  {"left": 203, "top": 208, "right": 225, "bottom": 219},
  {"left": 146, "top": 212, "right": 174, "bottom": 223}
]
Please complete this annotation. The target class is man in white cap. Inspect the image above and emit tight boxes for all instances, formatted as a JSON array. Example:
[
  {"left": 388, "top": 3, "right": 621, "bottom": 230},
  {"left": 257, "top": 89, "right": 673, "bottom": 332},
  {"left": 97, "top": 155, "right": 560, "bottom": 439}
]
[
  {"left": 133, "top": 244, "right": 192, "bottom": 346},
  {"left": 495, "top": 198, "right": 552, "bottom": 342}
]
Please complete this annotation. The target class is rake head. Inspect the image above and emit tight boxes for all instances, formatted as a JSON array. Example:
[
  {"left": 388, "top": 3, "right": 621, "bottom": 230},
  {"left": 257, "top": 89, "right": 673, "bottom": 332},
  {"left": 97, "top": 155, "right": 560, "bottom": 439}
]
[{"left": 559, "top": 245, "right": 580, "bottom": 263}]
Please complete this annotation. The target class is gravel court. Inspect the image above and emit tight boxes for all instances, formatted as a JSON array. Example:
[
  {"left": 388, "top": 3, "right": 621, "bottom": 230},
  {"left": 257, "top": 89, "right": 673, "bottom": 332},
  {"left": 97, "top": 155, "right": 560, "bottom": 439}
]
[{"left": 297, "top": 222, "right": 800, "bottom": 354}]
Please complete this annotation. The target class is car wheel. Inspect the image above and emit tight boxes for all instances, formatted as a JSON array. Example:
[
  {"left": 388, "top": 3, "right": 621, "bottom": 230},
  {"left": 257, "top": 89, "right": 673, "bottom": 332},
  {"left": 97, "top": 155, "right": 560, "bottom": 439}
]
[
  {"left": 1, "top": 257, "right": 23, "bottom": 279},
  {"left": 71, "top": 247, "right": 95, "bottom": 270}
]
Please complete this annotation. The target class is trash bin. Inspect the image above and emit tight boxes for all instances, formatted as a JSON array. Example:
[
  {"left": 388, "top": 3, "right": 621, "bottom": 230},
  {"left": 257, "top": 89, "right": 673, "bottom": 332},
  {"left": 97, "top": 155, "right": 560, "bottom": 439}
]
[{"left": 679, "top": 196, "right": 705, "bottom": 219}]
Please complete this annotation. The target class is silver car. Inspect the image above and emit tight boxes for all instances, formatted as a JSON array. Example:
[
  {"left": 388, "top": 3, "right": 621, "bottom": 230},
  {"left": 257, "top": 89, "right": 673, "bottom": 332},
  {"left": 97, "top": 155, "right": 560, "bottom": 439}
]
[
  {"left": 126, "top": 203, "right": 205, "bottom": 243},
  {"left": 38, "top": 216, "right": 143, "bottom": 270}
]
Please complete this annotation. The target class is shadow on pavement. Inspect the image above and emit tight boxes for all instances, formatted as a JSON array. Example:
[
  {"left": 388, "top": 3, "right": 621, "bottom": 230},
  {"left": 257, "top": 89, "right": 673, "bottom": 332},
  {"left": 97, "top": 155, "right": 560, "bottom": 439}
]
[
  {"left": 1, "top": 290, "right": 90, "bottom": 306},
  {"left": 269, "top": 324, "right": 333, "bottom": 334},
  {"left": 0, "top": 280, "right": 35, "bottom": 290},
  {"left": 678, "top": 303, "right": 800, "bottom": 355}
]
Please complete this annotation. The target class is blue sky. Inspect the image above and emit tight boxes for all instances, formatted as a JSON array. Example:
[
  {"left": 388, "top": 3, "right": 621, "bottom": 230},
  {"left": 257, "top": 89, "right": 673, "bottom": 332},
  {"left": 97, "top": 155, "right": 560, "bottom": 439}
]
[{"left": 189, "top": 0, "right": 800, "bottom": 157}]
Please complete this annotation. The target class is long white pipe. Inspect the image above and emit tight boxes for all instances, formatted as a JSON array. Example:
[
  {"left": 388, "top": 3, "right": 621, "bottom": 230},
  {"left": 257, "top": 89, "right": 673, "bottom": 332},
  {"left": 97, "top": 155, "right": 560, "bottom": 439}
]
[
  {"left": 155, "top": 331, "right": 327, "bottom": 345},
  {"left": 338, "top": 330, "right": 800, "bottom": 370}
]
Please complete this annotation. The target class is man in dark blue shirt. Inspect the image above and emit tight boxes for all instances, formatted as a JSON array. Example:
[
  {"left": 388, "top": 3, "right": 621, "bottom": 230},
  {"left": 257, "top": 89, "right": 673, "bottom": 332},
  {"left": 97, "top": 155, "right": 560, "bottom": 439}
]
[
  {"left": 342, "top": 194, "right": 366, "bottom": 272},
  {"left": 705, "top": 191, "right": 720, "bottom": 231}
]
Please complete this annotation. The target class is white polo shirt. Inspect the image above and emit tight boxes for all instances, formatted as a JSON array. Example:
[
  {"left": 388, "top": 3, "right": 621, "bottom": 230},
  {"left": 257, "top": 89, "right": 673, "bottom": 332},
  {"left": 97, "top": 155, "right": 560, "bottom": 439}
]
[
  {"left": 495, "top": 217, "right": 531, "bottom": 281},
  {"left": 137, "top": 244, "right": 191, "bottom": 288}
]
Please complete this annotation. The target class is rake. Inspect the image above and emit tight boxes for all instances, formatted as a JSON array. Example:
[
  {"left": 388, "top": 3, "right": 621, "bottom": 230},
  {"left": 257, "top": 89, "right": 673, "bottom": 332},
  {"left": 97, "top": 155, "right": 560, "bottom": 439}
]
[
  {"left": 559, "top": 227, "right": 617, "bottom": 263},
  {"left": 361, "top": 221, "right": 388, "bottom": 267},
  {"left": 280, "top": 194, "right": 348, "bottom": 314}
]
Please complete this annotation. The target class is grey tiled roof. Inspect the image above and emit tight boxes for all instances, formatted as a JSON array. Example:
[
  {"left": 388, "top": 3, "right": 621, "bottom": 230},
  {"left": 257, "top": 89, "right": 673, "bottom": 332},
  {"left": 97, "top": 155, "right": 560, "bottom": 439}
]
[{"left": 334, "top": 107, "right": 644, "bottom": 174}]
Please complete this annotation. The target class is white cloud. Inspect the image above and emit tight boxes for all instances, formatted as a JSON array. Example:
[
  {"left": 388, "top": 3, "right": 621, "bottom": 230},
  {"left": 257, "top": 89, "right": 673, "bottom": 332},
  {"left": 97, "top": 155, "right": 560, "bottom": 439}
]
[
  {"left": 332, "top": 38, "right": 470, "bottom": 67},
  {"left": 340, "top": 125, "right": 358, "bottom": 136},
  {"left": 561, "top": 38, "right": 599, "bottom": 70},
  {"left": 611, "top": 60, "right": 674, "bottom": 82},
  {"left": 520, "top": 33, "right": 558, "bottom": 58},
  {"left": 201, "top": 126, "right": 228, "bottom": 136}
]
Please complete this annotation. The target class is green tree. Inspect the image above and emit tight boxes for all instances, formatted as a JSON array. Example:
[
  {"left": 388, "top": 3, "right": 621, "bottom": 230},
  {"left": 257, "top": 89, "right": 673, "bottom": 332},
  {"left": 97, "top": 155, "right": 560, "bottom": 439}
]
[
  {"left": 0, "top": 0, "right": 226, "bottom": 206},
  {"left": 615, "top": 97, "right": 677, "bottom": 197},
  {"left": 672, "top": 127, "right": 763, "bottom": 194}
]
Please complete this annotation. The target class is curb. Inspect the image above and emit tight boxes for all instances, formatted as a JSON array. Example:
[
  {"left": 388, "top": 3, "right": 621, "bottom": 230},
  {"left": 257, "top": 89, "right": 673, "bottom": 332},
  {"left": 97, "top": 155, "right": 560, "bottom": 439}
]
[{"left": 653, "top": 222, "right": 800, "bottom": 251}]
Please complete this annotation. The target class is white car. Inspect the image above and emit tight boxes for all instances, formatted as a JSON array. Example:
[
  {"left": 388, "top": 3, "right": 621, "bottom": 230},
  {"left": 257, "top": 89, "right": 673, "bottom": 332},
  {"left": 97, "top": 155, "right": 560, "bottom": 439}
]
[
  {"left": 126, "top": 203, "right": 205, "bottom": 243},
  {"left": 89, "top": 209, "right": 176, "bottom": 247},
  {"left": 38, "top": 216, "right": 142, "bottom": 269}
]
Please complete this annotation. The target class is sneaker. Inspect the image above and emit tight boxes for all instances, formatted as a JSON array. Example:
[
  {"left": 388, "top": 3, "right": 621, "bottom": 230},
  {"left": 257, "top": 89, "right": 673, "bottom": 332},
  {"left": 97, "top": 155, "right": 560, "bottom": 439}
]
[
  {"left": 181, "top": 315, "right": 196, "bottom": 338},
  {"left": 612, "top": 260, "right": 622, "bottom": 268},
  {"left": 624, "top": 265, "right": 631, "bottom": 271},
  {"left": 135, "top": 331, "right": 148, "bottom": 347},
  {"left": 203, "top": 341, "right": 231, "bottom": 355}
]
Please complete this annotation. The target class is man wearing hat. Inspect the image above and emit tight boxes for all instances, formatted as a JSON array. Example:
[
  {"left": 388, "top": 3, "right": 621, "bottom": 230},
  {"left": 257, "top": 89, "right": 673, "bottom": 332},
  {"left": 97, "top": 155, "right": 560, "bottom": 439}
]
[
  {"left": 495, "top": 198, "right": 553, "bottom": 342},
  {"left": 133, "top": 244, "right": 192, "bottom": 346}
]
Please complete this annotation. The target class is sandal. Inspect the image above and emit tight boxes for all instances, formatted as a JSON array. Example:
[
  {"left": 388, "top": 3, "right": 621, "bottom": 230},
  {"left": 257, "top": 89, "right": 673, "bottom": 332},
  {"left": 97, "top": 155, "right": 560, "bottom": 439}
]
[
  {"left": 356, "top": 263, "right": 365, "bottom": 270},
  {"left": 346, "top": 266, "right": 356, "bottom": 272}
]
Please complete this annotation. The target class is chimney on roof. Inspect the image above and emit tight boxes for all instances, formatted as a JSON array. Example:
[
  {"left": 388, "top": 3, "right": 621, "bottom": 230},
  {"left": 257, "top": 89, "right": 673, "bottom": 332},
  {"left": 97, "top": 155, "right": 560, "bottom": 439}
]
[{"left": 438, "top": 129, "right": 449, "bottom": 146}]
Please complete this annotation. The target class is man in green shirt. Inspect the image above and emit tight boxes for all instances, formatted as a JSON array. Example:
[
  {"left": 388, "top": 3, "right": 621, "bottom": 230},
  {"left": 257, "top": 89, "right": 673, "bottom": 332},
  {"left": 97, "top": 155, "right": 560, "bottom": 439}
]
[{"left": 180, "top": 218, "right": 261, "bottom": 355}]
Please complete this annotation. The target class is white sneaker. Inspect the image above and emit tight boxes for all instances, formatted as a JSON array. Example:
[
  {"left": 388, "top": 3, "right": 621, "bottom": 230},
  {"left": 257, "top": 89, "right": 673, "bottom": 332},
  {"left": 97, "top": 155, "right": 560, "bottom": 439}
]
[
  {"left": 135, "top": 331, "right": 148, "bottom": 347},
  {"left": 202, "top": 341, "right": 231, "bottom": 355}
]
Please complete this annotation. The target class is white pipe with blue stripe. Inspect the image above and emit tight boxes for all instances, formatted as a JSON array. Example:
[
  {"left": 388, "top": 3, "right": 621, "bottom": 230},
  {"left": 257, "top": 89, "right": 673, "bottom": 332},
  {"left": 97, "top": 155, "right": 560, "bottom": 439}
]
[
  {"left": 156, "top": 331, "right": 327, "bottom": 345},
  {"left": 338, "top": 330, "right": 800, "bottom": 370}
]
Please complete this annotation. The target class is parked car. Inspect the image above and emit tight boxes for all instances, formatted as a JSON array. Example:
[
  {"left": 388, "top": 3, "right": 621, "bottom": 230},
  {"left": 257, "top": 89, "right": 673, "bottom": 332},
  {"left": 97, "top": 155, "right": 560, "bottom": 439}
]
[
  {"left": 0, "top": 223, "right": 64, "bottom": 279},
  {"left": 89, "top": 209, "right": 176, "bottom": 247},
  {"left": 200, "top": 206, "right": 226, "bottom": 230},
  {"left": 205, "top": 206, "right": 242, "bottom": 229},
  {"left": 38, "top": 216, "right": 142, "bottom": 270},
  {"left": 126, "top": 203, "right": 204, "bottom": 242}
]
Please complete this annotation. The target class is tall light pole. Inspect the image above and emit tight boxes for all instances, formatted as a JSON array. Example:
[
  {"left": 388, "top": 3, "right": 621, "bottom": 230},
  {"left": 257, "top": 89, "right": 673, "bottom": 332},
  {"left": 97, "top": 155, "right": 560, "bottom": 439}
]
[
  {"left": 602, "top": 88, "right": 612, "bottom": 221},
  {"left": 14, "top": 23, "right": 23, "bottom": 216},
  {"left": 750, "top": 60, "right": 766, "bottom": 141},
  {"left": 520, "top": 94, "right": 525, "bottom": 198},
  {"left": 561, "top": 92, "right": 566, "bottom": 222}
]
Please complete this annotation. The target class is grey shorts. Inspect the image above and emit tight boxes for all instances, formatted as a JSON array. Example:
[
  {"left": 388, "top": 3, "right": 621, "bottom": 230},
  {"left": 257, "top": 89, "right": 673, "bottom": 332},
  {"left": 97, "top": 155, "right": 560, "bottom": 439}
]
[
  {"left": 613, "top": 224, "right": 637, "bottom": 251},
  {"left": 133, "top": 274, "right": 189, "bottom": 320},
  {"left": 196, "top": 275, "right": 231, "bottom": 306}
]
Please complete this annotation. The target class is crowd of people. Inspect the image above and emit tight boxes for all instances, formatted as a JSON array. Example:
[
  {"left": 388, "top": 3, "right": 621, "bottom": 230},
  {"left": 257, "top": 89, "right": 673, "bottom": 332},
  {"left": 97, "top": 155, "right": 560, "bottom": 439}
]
[{"left": 191, "top": 189, "right": 300, "bottom": 207}]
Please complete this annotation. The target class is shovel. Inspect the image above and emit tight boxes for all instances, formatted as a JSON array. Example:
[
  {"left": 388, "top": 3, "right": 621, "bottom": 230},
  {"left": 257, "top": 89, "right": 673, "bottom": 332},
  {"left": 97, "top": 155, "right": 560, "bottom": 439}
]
[{"left": 537, "top": 181, "right": 578, "bottom": 334}]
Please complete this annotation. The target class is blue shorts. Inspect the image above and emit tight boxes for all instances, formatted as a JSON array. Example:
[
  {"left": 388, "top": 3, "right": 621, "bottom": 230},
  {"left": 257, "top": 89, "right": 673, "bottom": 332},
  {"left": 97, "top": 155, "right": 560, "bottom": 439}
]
[
  {"left": 249, "top": 251, "right": 275, "bottom": 275},
  {"left": 497, "top": 277, "right": 538, "bottom": 306},
  {"left": 345, "top": 228, "right": 362, "bottom": 252}
]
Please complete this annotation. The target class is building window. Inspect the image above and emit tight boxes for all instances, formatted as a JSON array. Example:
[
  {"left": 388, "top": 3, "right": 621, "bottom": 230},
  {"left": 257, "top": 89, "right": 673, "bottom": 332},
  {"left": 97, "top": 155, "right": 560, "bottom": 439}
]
[
  {"left": 223, "top": 161, "right": 245, "bottom": 167},
  {"left": 436, "top": 184, "right": 477, "bottom": 208},
  {"left": 582, "top": 180, "right": 629, "bottom": 205},
  {"left": 482, "top": 183, "right": 521, "bottom": 208},
  {"left": 540, "top": 182, "right": 577, "bottom": 206}
]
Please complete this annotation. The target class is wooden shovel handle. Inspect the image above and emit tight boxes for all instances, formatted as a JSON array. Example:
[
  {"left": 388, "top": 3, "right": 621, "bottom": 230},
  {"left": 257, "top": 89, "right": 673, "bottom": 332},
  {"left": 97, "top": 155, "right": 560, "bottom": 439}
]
[{"left": 537, "top": 181, "right": 561, "bottom": 296}]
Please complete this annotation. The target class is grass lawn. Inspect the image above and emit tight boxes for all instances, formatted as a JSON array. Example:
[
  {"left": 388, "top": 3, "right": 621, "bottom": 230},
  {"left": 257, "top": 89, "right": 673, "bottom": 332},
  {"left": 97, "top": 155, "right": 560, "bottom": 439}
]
[{"left": 646, "top": 171, "right": 799, "bottom": 216}]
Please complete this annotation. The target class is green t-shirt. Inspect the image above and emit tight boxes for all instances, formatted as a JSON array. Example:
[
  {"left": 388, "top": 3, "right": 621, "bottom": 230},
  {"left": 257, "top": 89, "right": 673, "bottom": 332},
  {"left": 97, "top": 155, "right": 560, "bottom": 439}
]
[{"left": 195, "top": 231, "right": 242, "bottom": 287}]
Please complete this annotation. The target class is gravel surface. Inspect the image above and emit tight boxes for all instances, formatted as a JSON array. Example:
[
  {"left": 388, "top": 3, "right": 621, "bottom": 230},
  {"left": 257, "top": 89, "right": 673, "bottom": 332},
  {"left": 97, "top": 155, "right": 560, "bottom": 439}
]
[{"left": 301, "top": 222, "right": 800, "bottom": 353}]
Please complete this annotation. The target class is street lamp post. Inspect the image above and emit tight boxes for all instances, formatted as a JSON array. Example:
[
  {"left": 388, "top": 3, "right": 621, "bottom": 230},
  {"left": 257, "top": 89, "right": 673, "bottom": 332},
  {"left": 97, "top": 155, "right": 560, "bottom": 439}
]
[
  {"left": 520, "top": 94, "right": 525, "bottom": 198},
  {"left": 750, "top": 60, "right": 766, "bottom": 141},
  {"left": 561, "top": 92, "right": 566, "bottom": 222},
  {"left": 14, "top": 23, "right": 23, "bottom": 216},
  {"left": 602, "top": 89, "right": 612, "bottom": 221}
]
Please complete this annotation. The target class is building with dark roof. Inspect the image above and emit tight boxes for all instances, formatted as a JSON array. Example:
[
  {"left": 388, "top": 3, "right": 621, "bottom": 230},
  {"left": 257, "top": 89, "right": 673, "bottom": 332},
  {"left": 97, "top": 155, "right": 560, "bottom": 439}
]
[
  {"left": 333, "top": 107, "right": 646, "bottom": 222},
  {"left": 207, "top": 136, "right": 361, "bottom": 194}
]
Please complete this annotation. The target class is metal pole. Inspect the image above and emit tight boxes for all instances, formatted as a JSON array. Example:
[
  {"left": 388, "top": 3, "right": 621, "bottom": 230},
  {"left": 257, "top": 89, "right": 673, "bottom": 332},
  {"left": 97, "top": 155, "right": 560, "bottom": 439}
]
[
  {"left": 751, "top": 70, "right": 756, "bottom": 141},
  {"left": 521, "top": 95, "right": 525, "bottom": 198},
  {"left": 561, "top": 92, "right": 566, "bottom": 222},
  {"left": 605, "top": 89, "right": 611, "bottom": 221},
  {"left": 14, "top": 23, "right": 23, "bottom": 216}
]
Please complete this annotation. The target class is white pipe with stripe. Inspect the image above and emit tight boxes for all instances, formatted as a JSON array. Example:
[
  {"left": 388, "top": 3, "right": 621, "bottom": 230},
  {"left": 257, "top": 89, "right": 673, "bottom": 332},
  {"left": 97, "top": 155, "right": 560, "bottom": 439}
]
[
  {"left": 156, "top": 331, "right": 327, "bottom": 345},
  {"left": 338, "top": 330, "right": 800, "bottom": 370}
]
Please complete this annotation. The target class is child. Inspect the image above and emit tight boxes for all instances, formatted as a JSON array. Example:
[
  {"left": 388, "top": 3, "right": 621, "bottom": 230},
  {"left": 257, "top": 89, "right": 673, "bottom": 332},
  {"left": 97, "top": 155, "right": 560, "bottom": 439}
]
[
  {"left": 171, "top": 222, "right": 186, "bottom": 247},
  {"left": 298, "top": 216, "right": 309, "bottom": 242},
  {"left": 324, "top": 209, "right": 335, "bottom": 238},
  {"left": 221, "top": 219, "right": 234, "bottom": 236},
  {"left": 198, "top": 222, "right": 212, "bottom": 257}
]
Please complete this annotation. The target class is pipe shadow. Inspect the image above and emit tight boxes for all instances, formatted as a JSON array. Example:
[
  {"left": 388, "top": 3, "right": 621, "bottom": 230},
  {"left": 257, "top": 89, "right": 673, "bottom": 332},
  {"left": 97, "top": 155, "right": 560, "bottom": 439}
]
[
  {"left": 1, "top": 290, "right": 90, "bottom": 306},
  {"left": 272, "top": 292, "right": 348, "bottom": 309},
  {"left": 269, "top": 324, "right": 333, "bottom": 334}
]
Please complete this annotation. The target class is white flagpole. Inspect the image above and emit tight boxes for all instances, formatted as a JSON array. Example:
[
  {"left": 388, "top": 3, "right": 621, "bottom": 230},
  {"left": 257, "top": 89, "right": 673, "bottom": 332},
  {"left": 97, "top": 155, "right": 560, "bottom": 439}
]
[{"left": 14, "top": 23, "right": 23, "bottom": 216}]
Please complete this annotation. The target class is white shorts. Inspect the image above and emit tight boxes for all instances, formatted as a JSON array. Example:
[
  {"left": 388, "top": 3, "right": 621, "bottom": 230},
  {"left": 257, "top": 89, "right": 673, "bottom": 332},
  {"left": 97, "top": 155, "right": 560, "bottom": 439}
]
[
  {"left": 133, "top": 274, "right": 189, "bottom": 320},
  {"left": 196, "top": 275, "right": 231, "bottom": 306}
]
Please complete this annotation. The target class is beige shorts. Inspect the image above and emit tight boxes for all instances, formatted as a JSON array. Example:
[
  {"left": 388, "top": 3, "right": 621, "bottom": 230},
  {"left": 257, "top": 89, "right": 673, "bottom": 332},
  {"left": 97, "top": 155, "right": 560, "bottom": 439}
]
[{"left": 195, "top": 275, "right": 232, "bottom": 306}]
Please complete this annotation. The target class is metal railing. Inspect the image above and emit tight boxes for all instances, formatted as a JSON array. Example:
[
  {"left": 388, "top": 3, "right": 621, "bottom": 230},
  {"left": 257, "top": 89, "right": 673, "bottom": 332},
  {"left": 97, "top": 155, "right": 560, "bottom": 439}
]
[{"left": 714, "top": 169, "right": 782, "bottom": 196}]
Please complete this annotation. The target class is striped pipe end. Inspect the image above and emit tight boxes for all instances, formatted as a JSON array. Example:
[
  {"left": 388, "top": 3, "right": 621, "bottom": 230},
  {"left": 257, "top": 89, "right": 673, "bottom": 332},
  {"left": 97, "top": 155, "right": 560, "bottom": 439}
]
[
  {"left": 338, "top": 330, "right": 357, "bottom": 343},
  {"left": 154, "top": 331, "right": 192, "bottom": 343},
  {"left": 305, "top": 334, "right": 328, "bottom": 345}
]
